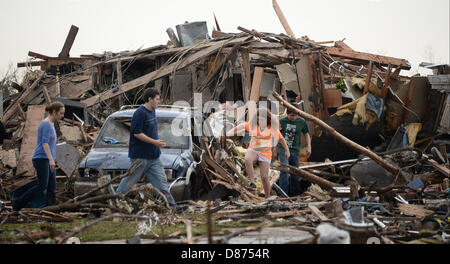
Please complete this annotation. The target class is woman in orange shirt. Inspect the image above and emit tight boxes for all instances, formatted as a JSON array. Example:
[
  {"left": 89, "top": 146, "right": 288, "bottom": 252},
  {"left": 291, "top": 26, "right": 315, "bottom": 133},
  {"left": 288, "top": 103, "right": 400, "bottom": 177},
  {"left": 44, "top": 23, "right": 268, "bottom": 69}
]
[{"left": 226, "top": 108, "right": 290, "bottom": 198}]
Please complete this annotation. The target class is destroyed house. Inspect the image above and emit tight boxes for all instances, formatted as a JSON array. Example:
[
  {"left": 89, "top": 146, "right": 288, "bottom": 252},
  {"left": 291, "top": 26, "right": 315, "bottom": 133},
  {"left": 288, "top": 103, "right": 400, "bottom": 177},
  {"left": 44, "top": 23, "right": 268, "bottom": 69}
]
[
  {"left": 0, "top": 1, "right": 449, "bottom": 245},
  {"left": 5, "top": 21, "right": 447, "bottom": 163}
]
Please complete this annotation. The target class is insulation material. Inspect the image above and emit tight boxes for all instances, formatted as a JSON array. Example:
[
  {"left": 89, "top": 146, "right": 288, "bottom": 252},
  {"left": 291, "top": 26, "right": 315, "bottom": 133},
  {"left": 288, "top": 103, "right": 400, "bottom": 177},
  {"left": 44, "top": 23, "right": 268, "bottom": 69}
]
[
  {"left": 405, "top": 123, "right": 423, "bottom": 147},
  {"left": 260, "top": 72, "right": 277, "bottom": 99},
  {"left": 337, "top": 93, "right": 381, "bottom": 130},
  {"left": 0, "top": 148, "right": 17, "bottom": 168},
  {"left": 275, "top": 63, "right": 300, "bottom": 95}
]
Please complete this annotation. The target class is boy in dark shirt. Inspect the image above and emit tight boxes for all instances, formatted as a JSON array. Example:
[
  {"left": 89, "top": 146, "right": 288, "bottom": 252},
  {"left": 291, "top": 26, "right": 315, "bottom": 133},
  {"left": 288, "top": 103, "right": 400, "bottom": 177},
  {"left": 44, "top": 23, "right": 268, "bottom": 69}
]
[{"left": 276, "top": 108, "right": 312, "bottom": 196}]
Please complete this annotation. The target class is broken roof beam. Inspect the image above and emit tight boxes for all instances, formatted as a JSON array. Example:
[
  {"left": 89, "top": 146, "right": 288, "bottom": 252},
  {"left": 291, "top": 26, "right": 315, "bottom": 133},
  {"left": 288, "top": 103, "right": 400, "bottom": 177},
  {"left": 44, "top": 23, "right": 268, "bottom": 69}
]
[
  {"left": 334, "top": 40, "right": 354, "bottom": 51},
  {"left": 272, "top": 0, "right": 296, "bottom": 38},
  {"left": 28, "top": 51, "right": 51, "bottom": 60},
  {"left": 237, "top": 27, "right": 278, "bottom": 43},
  {"left": 19, "top": 57, "right": 89, "bottom": 68},
  {"left": 17, "top": 61, "right": 46, "bottom": 68},
  {"left": 59, "top": 25, "right": 79, "bottom": 58},
  {"left": 212, "top": 30, "right": 232, "bottom": 39},
  {"left": 82, "top": 36, "right": 252, "bottom": 107},
  {"left": 1, "top": 71, "right": 45, "bottom": 124},
  {"left": 213, "top": 12, "right": 222, "bottom": 32},
  {"left": 126, "top": 45, "right": 168, "bottom": 57},
  {"left": 323, "top": 47, "right": 411, "bottom": 70},
  {"left": 316, "top": 41, "right": 335, "bottom": 45}
]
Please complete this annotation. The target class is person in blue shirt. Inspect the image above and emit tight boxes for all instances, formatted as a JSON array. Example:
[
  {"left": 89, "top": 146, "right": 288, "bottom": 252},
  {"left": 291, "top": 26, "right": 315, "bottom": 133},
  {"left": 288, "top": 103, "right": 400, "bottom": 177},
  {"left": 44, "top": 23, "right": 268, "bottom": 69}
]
[
  {"left": 116, "top": 89, "right": 176, "bottom": 206},
  {"left": 12, "top": 102, "right": 65, "bottom": 211}
]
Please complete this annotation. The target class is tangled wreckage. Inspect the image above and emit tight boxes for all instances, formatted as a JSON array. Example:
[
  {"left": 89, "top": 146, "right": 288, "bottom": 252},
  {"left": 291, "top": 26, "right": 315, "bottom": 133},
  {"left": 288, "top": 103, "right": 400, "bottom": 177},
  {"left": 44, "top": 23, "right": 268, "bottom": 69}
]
[{"left": 0, "top": 1, "right": 449, "bottom": 244}]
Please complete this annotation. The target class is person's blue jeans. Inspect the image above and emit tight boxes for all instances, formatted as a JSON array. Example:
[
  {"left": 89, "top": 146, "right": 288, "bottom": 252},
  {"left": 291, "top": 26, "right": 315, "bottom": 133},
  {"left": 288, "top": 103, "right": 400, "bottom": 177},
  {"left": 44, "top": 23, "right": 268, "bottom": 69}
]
[
  {"left": 278, "top": 149, "right": 301, "bottom": 196},
  {"left": 13, "top": 158, "right": 56, "bottom": 210},
  {"left": 117, "top": 158, "right": 176, "bottom": 206}
]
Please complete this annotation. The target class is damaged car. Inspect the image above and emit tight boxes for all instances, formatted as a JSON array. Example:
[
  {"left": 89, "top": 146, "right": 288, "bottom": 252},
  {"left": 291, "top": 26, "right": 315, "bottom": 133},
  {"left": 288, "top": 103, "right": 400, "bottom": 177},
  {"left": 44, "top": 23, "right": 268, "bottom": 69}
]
[{"left": 76, "top": 105, "right": 211, "bottom": 202}]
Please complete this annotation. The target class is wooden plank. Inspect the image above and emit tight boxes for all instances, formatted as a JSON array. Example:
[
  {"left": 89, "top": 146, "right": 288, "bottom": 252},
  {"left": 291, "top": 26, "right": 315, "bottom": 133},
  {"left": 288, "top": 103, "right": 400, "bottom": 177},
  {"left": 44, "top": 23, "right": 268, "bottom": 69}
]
[
  {"left": 241, "top": 50, "right": 252, "bottom": 102},
  {"left": 59, "top": 25, "right": 79, "bottom": 58},
  {"left": 82, "top": 36, "right": 251, "bottom": 107},
  {"left": 308, "top": 205, "right": 329, "bottom": 221},
  {"left": 317, "top": 55, "right": 328, "bottom": 117},
  {"left": 249, "top": 67, "right": 264, "bottom": 103},
  {"left": 401, "top": 78, "right": 415, "bottom": 124},
  {"left": 1, "top": 72, "right": 44, "bottom": 124},
  {"left": 398, "top": 204, "right": 433, "bottom": 219},
  {"left": 296, "top": 55, "right": 315, "bottom": 134},
  {"left": 363, "top": 61, "right": 374, "bottom": 95},
  {"left": 17, "top": 105, "right": 26, "bottom": 119},
  {"left": 325, "top": 46, "right": 411, "bottom": 70},
  {"left": 334, "top": 41, "right": 354, "bottom": 51},
  {"left": 42, "top": 85, "right": 52, "bottom": 103},
  {"left": 28, "top": 51, "right": 50, "bottom": 60},
  {"left": 17, "top": 105, "right": 46, "bottom": 176},
  {"left": 117, "top": 60, "right": 123, "bottom": 85},
  {"left": 381, "top": 64, "right": 392, "bottom": 100},
  {"left": 17, "top": 61, "right": 45, "bottom": 68},
  {"left": 272, "top": 0, "right": 296, "bottom": 38},
  {"left": 202, "top": 137, "right": 214, "bottom": 159},
  {"left": 47, "top": 75, "right": 92, "bottom": 99},
  {"left": 117, "top": 59, "right": 123, "bottom": 107},
  {"left": 55, "top": 71, "right": 61, "bottom": 97},
  {"left": 237, "top": 26, "right": 276, "bottom": 43},
  {"left": 212, "top": 30, "right": 231, "bottom": 39},
  {"left": 45, "top": 57, "right": 89, "bottom": 65},
  {"left": 203, "top": 155, "right": 235, "bottom": 183},
  {"left": 213, "top": 12, "right": 222, "bottom": 31},
  {"left": 423, "top": 154, "right": 450, "bottom": 177},
  {"left": 248, "top": 42, "right": 284, "bottom": 49},
  {"left": 316, "top": 41, "right": 335, "bottom": 45},
  {"left": 309, "top": 55, "right": 325, "bottom": 122}
]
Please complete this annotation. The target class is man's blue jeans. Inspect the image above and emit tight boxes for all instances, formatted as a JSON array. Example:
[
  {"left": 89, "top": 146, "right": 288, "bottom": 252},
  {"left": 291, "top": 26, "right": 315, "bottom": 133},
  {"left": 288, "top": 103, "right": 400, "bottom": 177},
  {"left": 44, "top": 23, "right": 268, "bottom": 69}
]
[
  {"left": 13, "top": 158, "right": 56, "bottom": 210},
  {"left": 278, "top": 149, "right": 301, "bottom": 196},
  {"left": 117, "top": 158, "right": 176, "bottom": 206}
]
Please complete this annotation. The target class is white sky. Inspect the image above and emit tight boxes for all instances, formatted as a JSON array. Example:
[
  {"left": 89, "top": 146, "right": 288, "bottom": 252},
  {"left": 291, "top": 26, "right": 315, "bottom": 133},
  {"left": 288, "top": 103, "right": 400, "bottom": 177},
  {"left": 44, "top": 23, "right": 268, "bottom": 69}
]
[{"left": 0, "top": 0, "right": 449, "bottom": 79}]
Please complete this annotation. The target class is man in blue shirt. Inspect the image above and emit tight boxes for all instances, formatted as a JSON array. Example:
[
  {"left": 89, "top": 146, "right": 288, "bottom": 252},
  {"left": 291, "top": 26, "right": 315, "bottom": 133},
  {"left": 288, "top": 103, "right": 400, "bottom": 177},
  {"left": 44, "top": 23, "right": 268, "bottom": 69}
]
[{"left": 116, "top": 89, "right": 176, "bottom": 206}]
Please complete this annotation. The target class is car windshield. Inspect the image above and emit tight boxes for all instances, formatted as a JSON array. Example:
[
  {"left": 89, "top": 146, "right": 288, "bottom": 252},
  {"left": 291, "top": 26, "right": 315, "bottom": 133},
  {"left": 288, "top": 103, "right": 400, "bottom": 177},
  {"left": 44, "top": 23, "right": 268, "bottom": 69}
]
[{"left": 95, "top": 116, "right": 190, "bottom": 149}]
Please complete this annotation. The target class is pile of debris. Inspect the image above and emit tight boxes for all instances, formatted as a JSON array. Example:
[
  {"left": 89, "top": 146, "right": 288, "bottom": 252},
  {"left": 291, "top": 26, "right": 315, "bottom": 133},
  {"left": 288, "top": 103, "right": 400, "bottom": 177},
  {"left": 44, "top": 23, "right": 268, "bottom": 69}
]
[{"left": 1, "top": 0, "right": 449, "bottom": 244}]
